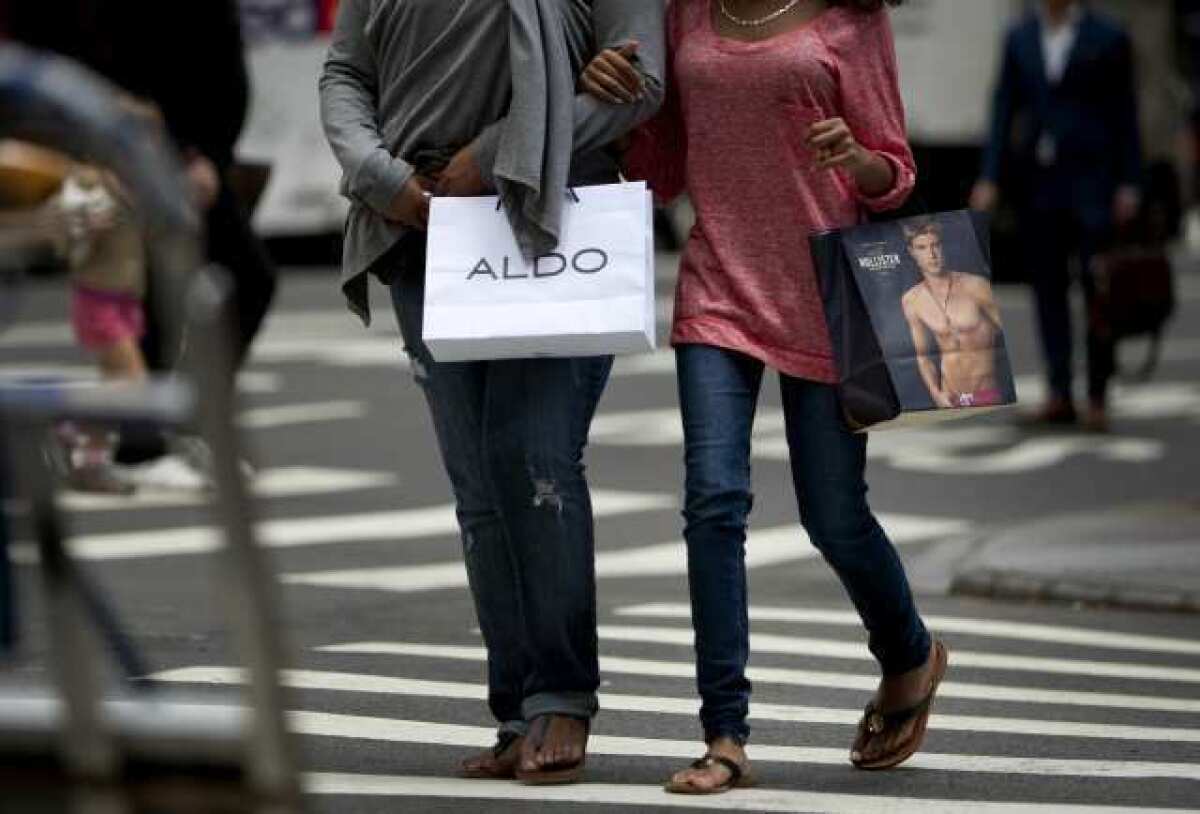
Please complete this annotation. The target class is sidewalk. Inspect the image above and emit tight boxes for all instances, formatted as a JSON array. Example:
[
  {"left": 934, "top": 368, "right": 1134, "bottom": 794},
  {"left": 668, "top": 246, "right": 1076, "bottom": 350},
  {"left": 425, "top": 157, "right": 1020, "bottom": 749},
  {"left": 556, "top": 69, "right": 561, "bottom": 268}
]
[{"left": 951, "top": 499, "right": 1200, "bottom": 614}]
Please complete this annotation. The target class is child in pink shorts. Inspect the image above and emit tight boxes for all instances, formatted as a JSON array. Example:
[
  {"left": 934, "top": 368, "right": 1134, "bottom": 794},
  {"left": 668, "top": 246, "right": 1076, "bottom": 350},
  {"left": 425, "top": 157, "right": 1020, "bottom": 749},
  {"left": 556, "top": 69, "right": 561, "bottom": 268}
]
[{"left": 55, "top": 165, "right": 149, "bottom": 494}]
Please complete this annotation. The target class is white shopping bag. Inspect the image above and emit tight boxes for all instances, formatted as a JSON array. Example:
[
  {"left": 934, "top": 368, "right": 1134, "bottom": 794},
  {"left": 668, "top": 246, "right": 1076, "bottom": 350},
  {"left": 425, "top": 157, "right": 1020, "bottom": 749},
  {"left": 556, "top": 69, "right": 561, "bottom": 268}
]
[{"left": 423, "top": 182, "right": 656, "bottom": 362}]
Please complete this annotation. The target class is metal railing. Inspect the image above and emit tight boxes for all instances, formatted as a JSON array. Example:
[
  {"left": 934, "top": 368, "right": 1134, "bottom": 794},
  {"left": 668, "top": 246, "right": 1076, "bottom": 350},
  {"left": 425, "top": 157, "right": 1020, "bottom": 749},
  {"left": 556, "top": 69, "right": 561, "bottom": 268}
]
[{"left": 0, "top": 44, "right": 302, "bottom": 814}]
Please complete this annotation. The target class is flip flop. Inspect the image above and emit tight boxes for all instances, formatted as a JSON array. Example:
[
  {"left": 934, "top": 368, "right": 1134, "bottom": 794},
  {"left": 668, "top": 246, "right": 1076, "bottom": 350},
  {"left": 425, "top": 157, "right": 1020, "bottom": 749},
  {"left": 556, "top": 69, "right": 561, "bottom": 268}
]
[
  {"left": 457, "top": 731, "right": 524, "bottom": 779},
  {"left": 851, "top": 639, "right": 949, "bottom": 771},
  {"left": 664, "top": 754, "right": 757, "bottom": 795},
  {"left": 514, "top": 714, "right": 590, "bottom": 785}
]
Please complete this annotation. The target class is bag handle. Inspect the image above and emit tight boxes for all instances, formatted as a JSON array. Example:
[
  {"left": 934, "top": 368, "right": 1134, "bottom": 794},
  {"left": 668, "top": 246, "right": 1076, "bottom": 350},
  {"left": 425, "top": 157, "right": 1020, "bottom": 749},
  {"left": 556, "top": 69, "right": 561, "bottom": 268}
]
[{"left": 494, "top": 187, "right": 581, "bottom": 212}]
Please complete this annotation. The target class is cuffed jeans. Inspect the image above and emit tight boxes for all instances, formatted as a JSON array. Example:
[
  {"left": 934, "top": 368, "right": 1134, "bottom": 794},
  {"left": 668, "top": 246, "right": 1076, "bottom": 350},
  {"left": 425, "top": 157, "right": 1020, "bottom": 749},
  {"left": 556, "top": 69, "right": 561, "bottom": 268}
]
[
  {"left": 677, "top": 344, "right": 931, "bottom": 745},
  {"left": 390, "top": 247, "right": 612, "bottom": 737}
]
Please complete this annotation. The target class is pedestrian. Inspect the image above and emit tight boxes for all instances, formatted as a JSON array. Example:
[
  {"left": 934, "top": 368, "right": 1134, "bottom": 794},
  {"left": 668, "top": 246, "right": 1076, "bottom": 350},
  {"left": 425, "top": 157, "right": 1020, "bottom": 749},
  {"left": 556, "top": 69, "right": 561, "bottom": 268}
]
[
  {"left": 970, "top": 0, "right": 1142, "bottom": 433},
  {"left": 6, "top": 0, "right": 280, "bottom": 477},
  {"left": 52, "top": 163, "right": 149, "bottom": 495},
  {"left": 320, "top": 0, "right": 665, "bottom": 786},
  {"left": 580, "top": 0, "right": 946, "bottom": 793}
]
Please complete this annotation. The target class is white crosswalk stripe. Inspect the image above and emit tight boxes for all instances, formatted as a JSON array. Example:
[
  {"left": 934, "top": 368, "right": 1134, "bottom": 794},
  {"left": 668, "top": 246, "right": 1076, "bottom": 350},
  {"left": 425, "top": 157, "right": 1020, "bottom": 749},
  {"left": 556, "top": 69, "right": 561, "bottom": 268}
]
[
  {"left": 152, "top": 668, "right": 1200, "bottom": 744},
  {"left": 302, "top": 774, "right": 1200, "bottom": 813},
  {"left": 282, "top": 514, "right": 969, "bottom": 593},
  {"left": 316, "top": 642, "right": 1200, "bottom": 715},
  {"left": 616, "top": 603, "right": 1200, "bottom": 657},
  {"left": 9, "top": 489, "right": 674, "bottom": 562},
  {"left": 55, "top": 467, "right": 398, "bottom": 512},
  {"left": 594, "top": 625, "right": 1200, "bottom": 684}
]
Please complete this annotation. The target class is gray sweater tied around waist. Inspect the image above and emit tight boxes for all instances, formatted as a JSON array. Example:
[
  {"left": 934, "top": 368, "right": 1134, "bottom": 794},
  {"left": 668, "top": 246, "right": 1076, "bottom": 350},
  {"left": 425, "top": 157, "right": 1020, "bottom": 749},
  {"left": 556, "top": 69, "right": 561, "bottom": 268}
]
[{"left": 320, "top": 0, "right": 666, "bottom": 324}]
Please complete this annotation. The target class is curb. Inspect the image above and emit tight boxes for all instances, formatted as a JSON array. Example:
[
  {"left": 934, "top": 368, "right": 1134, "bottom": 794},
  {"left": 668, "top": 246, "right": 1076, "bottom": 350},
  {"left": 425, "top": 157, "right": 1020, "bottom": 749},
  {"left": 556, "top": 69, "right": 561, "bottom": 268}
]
[{"left": 950, "top": 568, "right": 1200, "bottom": 615}]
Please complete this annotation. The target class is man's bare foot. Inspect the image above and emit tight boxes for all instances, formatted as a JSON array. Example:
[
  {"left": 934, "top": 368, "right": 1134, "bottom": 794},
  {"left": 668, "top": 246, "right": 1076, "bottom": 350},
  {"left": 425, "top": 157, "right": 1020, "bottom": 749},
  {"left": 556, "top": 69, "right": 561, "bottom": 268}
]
[
  {"left": 851, "top": 640, "right": 949, "bottom": 769},
  {"left": 458, "top": 733, "right": 523, "bottom": 779},
  {"left": 515, "top": 715, "right": 589, "bottom": 784},
  {"left": 664, "top": 736, "right": 754, "bottom": 794}
]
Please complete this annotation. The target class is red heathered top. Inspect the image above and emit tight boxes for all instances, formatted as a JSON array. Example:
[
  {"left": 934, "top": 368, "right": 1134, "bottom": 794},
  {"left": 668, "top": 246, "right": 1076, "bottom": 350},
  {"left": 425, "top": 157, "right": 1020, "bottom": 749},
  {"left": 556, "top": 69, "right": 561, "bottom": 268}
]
[{"left": 626, "top": 1, "right": 917, "bottom": 382}]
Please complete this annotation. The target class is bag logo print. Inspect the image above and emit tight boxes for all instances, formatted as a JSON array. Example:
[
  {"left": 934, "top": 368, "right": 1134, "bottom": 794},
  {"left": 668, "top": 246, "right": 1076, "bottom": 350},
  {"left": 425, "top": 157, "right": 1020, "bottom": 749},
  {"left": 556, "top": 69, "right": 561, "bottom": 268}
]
[{"left": 467, "top": 249, "right": 610, "bottom": 281}]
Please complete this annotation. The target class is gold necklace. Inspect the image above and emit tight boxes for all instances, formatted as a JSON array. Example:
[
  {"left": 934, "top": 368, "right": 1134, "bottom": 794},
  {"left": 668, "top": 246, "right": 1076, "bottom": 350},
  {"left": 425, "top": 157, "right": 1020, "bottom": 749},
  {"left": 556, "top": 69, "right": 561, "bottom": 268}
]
[
  {"left": 718, "top": 0, "right": 806, "bottom": 28},
  {"left": 923, "top": 276, "right": 961, "bottom": 345}
]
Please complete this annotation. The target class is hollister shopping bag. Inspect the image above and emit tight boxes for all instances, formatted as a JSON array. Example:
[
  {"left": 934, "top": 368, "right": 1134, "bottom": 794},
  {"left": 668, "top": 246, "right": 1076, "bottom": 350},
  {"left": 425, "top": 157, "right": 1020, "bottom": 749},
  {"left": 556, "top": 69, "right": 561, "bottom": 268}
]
[
  {"left": 812, "top": 210, "right": 1017, "bottom": 431},
  {"left": 423, "top": 182, "right": 656, "bottom": 362}
]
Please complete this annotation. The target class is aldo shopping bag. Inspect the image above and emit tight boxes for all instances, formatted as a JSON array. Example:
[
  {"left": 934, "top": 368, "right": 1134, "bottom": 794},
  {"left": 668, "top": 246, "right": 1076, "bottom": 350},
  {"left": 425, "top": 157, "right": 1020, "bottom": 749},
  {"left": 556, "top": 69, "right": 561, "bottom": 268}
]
[
  {"left": 423, "top": 182, "right": 656, "bottom": 362},
  {"left": 811, "top": 210, "right": 1017, "bottom": 431}
]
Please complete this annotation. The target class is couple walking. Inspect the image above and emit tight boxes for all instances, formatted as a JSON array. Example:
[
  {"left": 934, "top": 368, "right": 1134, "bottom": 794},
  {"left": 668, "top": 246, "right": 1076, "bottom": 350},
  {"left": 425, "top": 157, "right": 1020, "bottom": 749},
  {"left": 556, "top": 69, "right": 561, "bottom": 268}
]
[{"left": 320, "top": 0, "right": 947, "bottom": 794}]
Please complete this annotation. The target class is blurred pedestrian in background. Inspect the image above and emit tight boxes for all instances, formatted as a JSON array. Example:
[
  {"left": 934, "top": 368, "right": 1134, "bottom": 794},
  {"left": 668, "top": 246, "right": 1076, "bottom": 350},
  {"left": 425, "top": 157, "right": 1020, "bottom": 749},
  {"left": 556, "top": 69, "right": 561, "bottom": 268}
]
[
  {"left": 5, "top": 0, "right": 277, "bottom": 484},
  {"left": 50, "top": 163, "right": 149, "bottom": 495},
  {"left": 971, "top": 0, "right": 1143, "bottom": 433}
]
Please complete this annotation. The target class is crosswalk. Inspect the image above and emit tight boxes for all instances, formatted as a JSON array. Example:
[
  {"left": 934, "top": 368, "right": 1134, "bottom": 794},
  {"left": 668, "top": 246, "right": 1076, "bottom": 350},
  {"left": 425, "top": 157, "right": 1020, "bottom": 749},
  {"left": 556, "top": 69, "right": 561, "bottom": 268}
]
[
  {"left": 6, "top": 297, "right": 1200, "bottom": 812},
  {"left": 148, "top": 600, "right": 1200, "bottom": 810}
]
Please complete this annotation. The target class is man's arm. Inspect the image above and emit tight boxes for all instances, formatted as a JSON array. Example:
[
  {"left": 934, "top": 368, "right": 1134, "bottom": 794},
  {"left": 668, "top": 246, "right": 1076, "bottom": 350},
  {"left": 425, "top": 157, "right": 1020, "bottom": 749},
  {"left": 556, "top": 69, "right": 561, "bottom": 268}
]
[
  {"left": 318, "top": 0, "right": 417, "bottom": 218},
  {"left": 1110, "top": 28, "right": 1143, "bottom": 224},
  {"left": 904, "top": 296, "right": 951, "bottom": 407},
  {"left": 473, "top": 0, "right": 666, "bottom": 187},
  {"left": 980, "top": 30, "right": 1020, "bottom": 185}
]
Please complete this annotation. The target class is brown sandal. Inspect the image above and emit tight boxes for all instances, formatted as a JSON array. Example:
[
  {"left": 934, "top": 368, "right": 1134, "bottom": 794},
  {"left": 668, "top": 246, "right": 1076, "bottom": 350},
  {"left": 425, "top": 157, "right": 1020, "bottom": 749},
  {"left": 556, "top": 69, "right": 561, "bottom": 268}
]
[
  {"left": 514, "top": 714, "right": 590, "bottom": 785},
  {"left": 851, "top": 639, "right": 949, "bottom": 770},
  {"left": 664, "top": 754, "right": 757, "bottom": 795},
  {"left": 457, "top": 731, "right": 524, "bottom": 779}
]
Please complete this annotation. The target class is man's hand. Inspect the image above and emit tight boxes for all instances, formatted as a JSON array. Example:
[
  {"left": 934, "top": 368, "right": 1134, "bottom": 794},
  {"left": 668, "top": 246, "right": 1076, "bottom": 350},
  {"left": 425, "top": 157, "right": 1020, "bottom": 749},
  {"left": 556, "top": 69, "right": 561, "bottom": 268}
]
[
  {"left": 580, "top": 42, "right": 643, "bottom": 105},
  {"left": 434, "top": 144, "right": 487, "bottom": 198},
  {"left": 969, "top": 180, "right": 1000, "bottom": 213},
  {"left": 386, "top": 176, "right": 434, "bottom": 229},
  {"left": 184, "top": 153, "right": 221, "bottom": 212},
  {"left": 1113, "top": 184, "right": 1141, "bottom": 227}
]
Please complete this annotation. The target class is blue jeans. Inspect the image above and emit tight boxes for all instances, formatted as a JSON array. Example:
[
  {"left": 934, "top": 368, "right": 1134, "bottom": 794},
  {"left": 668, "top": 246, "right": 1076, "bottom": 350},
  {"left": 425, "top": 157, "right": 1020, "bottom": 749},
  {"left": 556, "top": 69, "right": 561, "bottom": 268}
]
[
  {"left": 676, "top": 344, "right": 931, "bottom": 745},
  {"left": 391, "top": 250, "right": 612, "bottom": 737}
]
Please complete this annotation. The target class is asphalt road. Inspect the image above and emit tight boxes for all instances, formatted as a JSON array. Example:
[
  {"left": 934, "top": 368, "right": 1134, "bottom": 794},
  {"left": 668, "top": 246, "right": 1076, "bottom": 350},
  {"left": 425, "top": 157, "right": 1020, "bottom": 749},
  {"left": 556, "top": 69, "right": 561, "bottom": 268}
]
[{"left": 2, "top": 257, "right": 1199, "bottom": 812}]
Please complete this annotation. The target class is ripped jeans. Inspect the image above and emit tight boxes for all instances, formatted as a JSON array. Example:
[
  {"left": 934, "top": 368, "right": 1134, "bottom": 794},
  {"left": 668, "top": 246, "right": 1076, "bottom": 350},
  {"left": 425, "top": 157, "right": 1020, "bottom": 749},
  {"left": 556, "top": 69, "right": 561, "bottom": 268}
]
[{"left": 390, "top": 250, "right": 613, "bottom": 736}]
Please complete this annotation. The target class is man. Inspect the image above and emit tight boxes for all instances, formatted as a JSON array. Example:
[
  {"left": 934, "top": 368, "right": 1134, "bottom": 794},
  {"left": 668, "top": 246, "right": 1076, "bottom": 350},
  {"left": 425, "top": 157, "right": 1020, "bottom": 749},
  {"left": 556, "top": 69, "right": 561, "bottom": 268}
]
[
  {"left": 320, "top": 0, "right": 664, "bottom": 785},
  {"left": 971, "top": 0, "right": 1142, "bottom": 432},
  {"left": 901, "top": 221, "right": 1005, "bottom": 409}
]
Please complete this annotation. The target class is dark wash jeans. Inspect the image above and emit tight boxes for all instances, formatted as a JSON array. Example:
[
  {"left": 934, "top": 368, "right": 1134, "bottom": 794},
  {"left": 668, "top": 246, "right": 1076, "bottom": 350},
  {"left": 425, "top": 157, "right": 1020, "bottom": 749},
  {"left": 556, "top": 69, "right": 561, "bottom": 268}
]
[
  {"left": 676, "top": 344, "right": 931, "bottom": 744},
  {"left": 390, "top": 240, "right": 613, "bottom": 736}
]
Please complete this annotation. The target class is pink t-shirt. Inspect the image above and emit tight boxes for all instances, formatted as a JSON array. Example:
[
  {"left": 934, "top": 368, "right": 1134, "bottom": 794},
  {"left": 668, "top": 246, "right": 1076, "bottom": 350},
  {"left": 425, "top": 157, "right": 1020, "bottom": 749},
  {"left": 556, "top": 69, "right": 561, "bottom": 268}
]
[{"left": 627, "top": 1, "right": 916, "bottom": 382}]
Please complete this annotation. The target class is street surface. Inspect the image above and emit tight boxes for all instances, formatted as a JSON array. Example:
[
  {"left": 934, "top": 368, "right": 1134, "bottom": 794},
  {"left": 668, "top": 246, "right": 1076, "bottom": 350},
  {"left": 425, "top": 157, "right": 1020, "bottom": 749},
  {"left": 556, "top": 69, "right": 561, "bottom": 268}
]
[{"left": 2, "top": 257, "right": 1199, "bottom": 812}]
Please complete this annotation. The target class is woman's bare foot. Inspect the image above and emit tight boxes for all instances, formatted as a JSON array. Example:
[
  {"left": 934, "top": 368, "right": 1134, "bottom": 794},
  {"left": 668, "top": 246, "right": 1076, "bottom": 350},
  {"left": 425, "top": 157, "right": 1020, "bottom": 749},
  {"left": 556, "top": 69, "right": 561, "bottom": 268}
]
[
  {"left": 458, "top": 733, "right": 523, "bottom": 779},
  {"left": 665, "top": 737, "right": 754, "bottom": 794},
  {"left": 515, "top": 715, "right": 589, "bottom": 784},
  {"left": 852, "top": 640, "right": 949, "bottom": 768}
]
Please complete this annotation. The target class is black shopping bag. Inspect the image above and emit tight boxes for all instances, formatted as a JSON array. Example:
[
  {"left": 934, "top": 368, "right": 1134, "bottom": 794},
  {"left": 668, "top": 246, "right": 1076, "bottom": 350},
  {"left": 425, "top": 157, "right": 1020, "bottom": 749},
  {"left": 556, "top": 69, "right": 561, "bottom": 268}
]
[{"left": 812, "top": 210, "right": 1017, "bottom": 431}]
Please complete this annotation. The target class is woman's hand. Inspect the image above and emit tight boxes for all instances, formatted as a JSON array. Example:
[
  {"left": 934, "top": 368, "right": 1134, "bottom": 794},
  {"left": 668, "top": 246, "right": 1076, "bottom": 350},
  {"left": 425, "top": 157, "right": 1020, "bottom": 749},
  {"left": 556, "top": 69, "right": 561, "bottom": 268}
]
[
  {"left": 807, "top": 118, "right": 894, "bottom": 197},
  {"left": 434, "top": 144, "right": 487, "bottom": 198},
  {"left": 386, "top": 175, "right": 434, "bottom": 230},
  {"left": 807, "top": 118, "right": 869, "bottom": 172},
  {"left": 580, "top": 42, "right": 643, "bottom": 105}
]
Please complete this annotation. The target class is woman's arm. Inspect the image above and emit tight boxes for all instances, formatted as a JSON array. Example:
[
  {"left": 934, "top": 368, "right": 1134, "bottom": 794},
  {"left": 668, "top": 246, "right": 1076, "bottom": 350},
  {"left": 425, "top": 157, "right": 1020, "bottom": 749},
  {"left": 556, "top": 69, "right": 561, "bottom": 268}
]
[
  {"left": 318, "top": 0, "right": 424, "bottom": 223},
  {"left": 470, "top": 0, "right": 668, "bottom": 189},
  {"left": 817, "top": 9, "right": 917, "bottom": 212}
]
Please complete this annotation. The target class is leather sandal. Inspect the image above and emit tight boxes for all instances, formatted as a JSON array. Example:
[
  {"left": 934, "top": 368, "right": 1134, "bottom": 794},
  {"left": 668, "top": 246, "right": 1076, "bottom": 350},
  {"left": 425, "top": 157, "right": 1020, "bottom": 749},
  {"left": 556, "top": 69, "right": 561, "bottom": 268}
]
[
  {"left": 514, "top": 714, "right": 590, "bottom": 785},
  {"left": 851, "top": 639, "right": 949, "bottom": 770},
  {"left": 664, "top": 753, "right": 757, "bottom": 795},
  {"left": 457, "top": 731, "right": 524, "bottom": 779}
]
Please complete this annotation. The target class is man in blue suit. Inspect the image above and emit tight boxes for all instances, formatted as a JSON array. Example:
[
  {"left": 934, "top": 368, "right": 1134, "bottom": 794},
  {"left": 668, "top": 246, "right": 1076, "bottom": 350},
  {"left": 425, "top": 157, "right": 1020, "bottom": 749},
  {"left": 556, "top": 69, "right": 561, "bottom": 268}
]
[{"left": 971, "top": 0, "right": 1142, "bottom": 432}]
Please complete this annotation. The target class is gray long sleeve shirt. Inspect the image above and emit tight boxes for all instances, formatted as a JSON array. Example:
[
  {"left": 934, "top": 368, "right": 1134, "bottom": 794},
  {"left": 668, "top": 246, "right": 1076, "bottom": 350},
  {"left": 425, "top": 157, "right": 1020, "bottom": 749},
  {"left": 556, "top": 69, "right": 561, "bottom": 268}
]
[{"left": 320, "top": 0, "right": 665, "bottom": 324}]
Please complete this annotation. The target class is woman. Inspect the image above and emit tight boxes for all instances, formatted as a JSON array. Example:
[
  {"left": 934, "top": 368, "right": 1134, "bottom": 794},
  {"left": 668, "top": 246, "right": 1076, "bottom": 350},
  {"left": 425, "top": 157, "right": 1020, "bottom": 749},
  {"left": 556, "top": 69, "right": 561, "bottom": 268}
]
[
  {"left": 582, "top": 0, "right": 947, "bottom": 794},
  {"left": 321, "top": 0, "right": 665, "bottom": 786}
]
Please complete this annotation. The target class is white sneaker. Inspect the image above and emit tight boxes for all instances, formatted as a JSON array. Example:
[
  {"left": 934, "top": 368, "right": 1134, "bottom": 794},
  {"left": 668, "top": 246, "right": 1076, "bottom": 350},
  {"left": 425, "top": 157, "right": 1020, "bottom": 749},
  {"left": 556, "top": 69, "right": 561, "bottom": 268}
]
[{"left": 120, "top": 454, "right": 211, "bottom": 492}]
